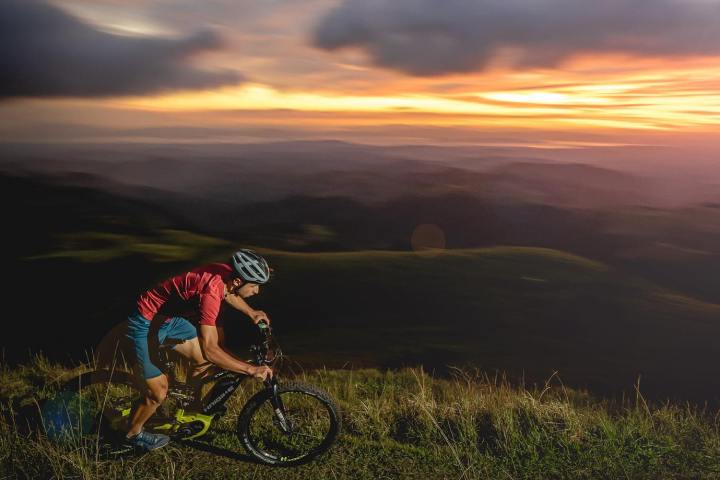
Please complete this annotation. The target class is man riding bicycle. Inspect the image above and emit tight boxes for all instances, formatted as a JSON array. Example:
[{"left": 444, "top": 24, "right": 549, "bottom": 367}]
[{"left": 124, "top": 249, "right": 274, "bottom": 451}]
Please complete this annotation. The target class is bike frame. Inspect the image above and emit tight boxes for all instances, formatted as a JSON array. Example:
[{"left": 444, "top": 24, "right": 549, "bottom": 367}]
[{"left": 129, "top": 323, "right": 286, "bottom": 440}]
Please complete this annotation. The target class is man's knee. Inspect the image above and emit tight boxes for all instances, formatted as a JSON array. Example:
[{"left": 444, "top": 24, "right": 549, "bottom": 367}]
[
  {"left": 145, "top": 376, "right": 168, "bottom": 404},
  {"left": 146, "top": 388, "right": 167, "bottom": 405}
]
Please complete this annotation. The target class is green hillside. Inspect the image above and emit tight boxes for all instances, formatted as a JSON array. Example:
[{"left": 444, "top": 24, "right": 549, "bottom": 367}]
[
  {"left": 14, "top": 225, "right": 720, "bottom": 402},
  {"left": 252, "top": 246, "right": 720, "bottom": 401}
]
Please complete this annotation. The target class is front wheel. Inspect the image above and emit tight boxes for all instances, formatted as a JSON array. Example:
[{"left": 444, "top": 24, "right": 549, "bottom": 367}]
[{"left": 237, "top": 382, "right": 341, "bottom": 466}]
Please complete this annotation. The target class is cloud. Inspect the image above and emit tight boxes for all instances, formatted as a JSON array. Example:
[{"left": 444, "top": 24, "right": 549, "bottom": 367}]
[
  {"left": 0, "top": 0, "right": 244, "bottom": 98},
  {"left": 312, "top": 0, "right": 720, "bottom": 76}
]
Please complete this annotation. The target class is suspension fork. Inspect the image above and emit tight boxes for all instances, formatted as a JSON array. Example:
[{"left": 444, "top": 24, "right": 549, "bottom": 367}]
[{"left": 266, "top": 376, "right": 292, "bottom": 433}]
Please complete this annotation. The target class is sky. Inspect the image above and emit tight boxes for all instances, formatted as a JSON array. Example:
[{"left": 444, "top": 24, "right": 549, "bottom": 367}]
[{"left": 1, "top": 0, "right": 719, "bottom": 148}]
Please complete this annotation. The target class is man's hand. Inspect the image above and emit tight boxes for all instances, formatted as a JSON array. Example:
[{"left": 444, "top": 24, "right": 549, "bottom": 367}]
[
  {"left": 249, "top": 310, "right": 270, "bottom": 325},
  {"left": 249, "top": 365, "right": 273, "bottom": 381}
]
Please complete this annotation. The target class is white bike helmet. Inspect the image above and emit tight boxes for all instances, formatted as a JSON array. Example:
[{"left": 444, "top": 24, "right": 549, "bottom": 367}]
[{"left": 231, "top": 249, "right": 271, "bottom": 284}]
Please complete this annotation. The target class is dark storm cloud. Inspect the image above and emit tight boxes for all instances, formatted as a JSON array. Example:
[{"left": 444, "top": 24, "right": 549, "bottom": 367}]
[
  {"left": 312, "top": 0, "right": 720, "bottom": 76},
  {"left": 0, "top": 0, "right": 243, "bottom": 98}
]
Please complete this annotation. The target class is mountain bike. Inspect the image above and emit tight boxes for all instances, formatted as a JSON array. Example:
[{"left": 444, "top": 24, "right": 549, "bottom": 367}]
[{"left": 46, "top": 322, "right": 341, "bottom": 467}]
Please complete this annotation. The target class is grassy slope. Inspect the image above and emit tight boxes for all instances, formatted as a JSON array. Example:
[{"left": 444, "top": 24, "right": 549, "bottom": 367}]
[{"left": 1, "top": 361, "right": 720, "bottom": 479}]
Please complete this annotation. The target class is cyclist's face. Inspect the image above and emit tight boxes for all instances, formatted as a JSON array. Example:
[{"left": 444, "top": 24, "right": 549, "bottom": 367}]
[{"left": 238, "top": 282, "right": 259, "bottom": 298}]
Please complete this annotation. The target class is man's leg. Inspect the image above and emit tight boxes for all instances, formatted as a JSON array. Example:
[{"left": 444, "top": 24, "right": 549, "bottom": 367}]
[
  {"left": 125, "top": 316, "right": 202, "bottom": 438},
  {"left": 125, "top": 311, "right": 172, "bottom": 445},
  {"left": 172, "top": 337, "right": 212, "bottom": 380},
  {"left": 126, "top": 374, "right": 168, "bottom": 437}
]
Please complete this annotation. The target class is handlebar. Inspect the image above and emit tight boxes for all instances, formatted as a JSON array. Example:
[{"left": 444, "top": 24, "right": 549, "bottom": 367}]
[
  {"left": 257, "top": 319, "right": 270, "bottom": 333},
  {"left": 251, "top": 320, "right": 280, "bottom": 366},
  {"left": 257, "top": 320, "right": 272, "bottom": 342}
]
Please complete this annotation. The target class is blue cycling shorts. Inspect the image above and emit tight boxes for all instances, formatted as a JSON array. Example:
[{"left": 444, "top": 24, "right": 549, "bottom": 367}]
[{"left": 126, "top": 310, "right": 197, "bottom": 380}]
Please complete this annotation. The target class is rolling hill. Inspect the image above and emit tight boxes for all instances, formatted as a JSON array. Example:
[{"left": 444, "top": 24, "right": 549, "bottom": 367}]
[{"left": 4, "top": 171, "right": 720, "bottom": 403}]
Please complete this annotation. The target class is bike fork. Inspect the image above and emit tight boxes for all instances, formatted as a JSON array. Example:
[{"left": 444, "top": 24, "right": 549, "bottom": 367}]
[{"left": 267, "top": 379, "right": 291, "bottom": 433}]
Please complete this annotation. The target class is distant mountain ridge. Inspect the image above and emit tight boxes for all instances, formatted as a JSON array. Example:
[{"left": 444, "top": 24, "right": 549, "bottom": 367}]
[
  {"left": 0, "top": 140, "right": 720, "bottom": 208},
  {"left": 1, "top": 140, "right": 653, "bottom": 209}
]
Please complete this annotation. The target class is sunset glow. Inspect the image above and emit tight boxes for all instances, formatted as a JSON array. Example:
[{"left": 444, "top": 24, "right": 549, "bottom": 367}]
[
  {"left": 1, "top": 0, "right": 719, "bottom": 145},
  {"left": 115, "top": 56, "right": 720, "bottom": 134}
]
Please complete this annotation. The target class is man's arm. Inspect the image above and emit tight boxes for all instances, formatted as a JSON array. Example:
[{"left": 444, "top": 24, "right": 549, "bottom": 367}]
[
  {"left": 198, "top": 325, "right": 272, "bottom": 379},
  {"left": 224, "top": 291, "right": 270, "bottom": 325}
]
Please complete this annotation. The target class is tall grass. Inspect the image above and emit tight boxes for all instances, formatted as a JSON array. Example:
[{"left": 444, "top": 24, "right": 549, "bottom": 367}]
[{"left": 2, "top": 356, "right": 720, "bottom": 479}]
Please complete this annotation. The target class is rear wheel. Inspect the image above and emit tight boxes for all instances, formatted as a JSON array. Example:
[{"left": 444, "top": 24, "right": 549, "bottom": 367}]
[
  {"left": 237, "top": 382, "right": 341, "bottom": 466},
  {"left": 44, "top": 370, "right": 142, "bottom": 455}
]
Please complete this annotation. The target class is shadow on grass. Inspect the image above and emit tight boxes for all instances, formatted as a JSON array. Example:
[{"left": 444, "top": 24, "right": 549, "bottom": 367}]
[{"left": 179, "top": 438, "right": 259, "bottom": 464}]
